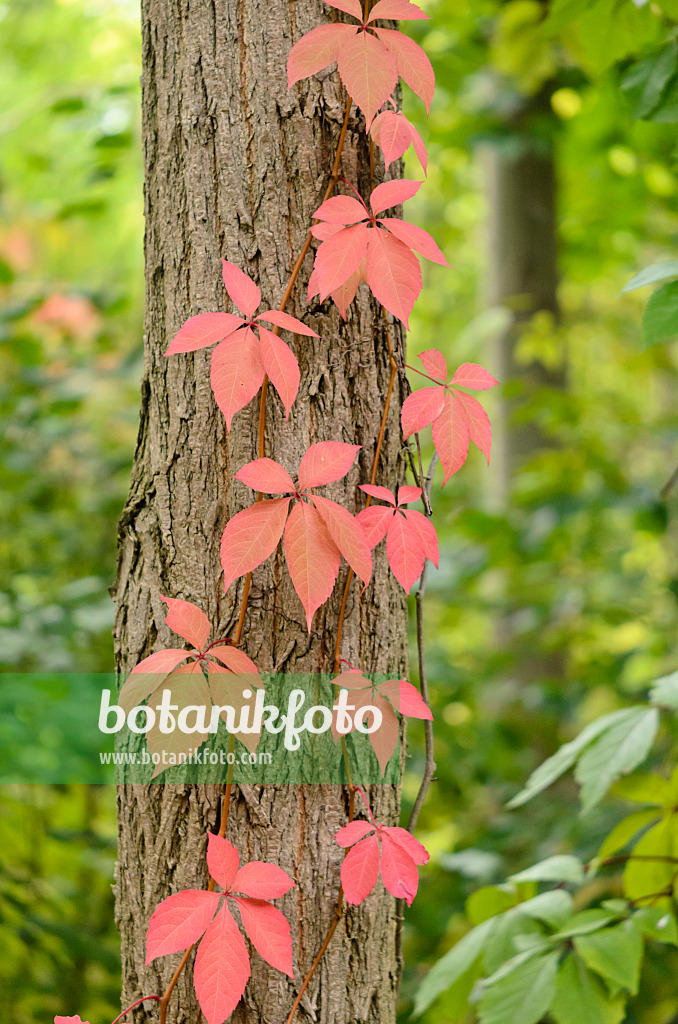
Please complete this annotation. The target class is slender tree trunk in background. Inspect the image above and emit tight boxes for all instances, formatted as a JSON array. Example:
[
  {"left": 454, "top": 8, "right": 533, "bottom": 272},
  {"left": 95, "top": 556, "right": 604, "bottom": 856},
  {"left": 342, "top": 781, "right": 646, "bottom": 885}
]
[
  {"left": 113, "top": 2, "right": 407, "bottom": 1021},
  {"left": 484, "top": 127, "right": 563, "bottom": 506}
]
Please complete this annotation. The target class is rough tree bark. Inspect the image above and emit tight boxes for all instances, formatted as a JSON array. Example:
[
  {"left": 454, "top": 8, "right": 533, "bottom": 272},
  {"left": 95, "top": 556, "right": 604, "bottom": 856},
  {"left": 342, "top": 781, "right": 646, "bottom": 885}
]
[{"left": 113, "top": 2, "right": 408, "bottom": 1022}]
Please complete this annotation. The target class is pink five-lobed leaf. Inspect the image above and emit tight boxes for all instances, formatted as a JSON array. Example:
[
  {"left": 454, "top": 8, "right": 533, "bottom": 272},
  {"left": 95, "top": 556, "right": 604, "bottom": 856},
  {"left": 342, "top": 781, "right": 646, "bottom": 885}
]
[
  {"left": 221, "top": 259, "right": 261, "bottom": 318},
  {"left": 371, "top": 111, "right": 428, "bottom": 174},
  {"left": 431, "top": 390, "right": 471, "bottom": 485},
  {"left": 367, "top": 0, "right": 430, "bottom": 20},
  {"left": 310, "top": 494, "right": 372, "bottom": 588},
  {"left": 284, "top": 501, "right": 340, "bottom": 631},
  {"left": 337, "top": 29, "right": 398, "bottom": 128},
  {"left": 365, "top": 227, "right": 421, "bottom": 329},
  {"left": 298, "top": 441, "right": 361, "bottom": 489},
  {"left": 401, "top": 385, "right": 445, "bottom": 439},
  {"left": 232, "top": 861, "right": 296, "bottom": 900},
  {"left": 335, "top": 820, "right": 376, "bottom": 847},
  {"left": 455, "top": 390, "right": 492, "bottom": 464},
  {"left": 287, "top": 23, "right": 356, "bottom": 90},
  {"left": 451, "top": 361, "right": 499, "bottom": 390},
  {"left": 160, "top": 595, "right": 210, "bottom": 651},
  {"left": 379, "top": 830, "right": 419, "bottom": 905},
  {"left": 207, "top": 834, "right": 240, "bottom": 891},
  {"left": 235, "top": 458, "right": 296, "bottom": 495},
  {"left": 419, "top": 348, "right": 448, "bottom": 381},
  {"left": 379, "top": 218, "right": 447, "bottom": 265},
  {"left": 379, "top": 678, "right": 433, "bottom": 720},
  {"left": 256, "top": 309, "right": 318, "bottom": 336},
  {"left": 146, "top": 890, "right": 222, "bottom": 964},
  {"left": 165, "top": 312, "right": 245, "bottom": 355},
  {"left": 341, "top": 833, "right": 381, "bottom": 904},
  {"left": 375, "top": 28, "right": 435, "bottom": 111},
  {"left": 194, "top": 903, "right": 251, "bottom": 1024},
  {"left": 258, "top": 326, "right": 300, "bottom": 419},
  {"left": 210, "top": 327, "right": 265, "bottom": 431},
  {"left": 232, "top": 897, "right": 294, "bottom": 977},
  {"left": 221, "top": 498, "right": 292, "bottom": 592},
  {"left": 369, "top": 178, "right": 422, "bottom": 216}
]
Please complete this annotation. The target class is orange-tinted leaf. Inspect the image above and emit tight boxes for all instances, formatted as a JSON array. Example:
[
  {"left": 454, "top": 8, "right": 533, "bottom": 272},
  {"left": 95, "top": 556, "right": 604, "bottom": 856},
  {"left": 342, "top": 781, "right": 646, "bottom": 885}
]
[
  {"left": 120, "top": 650, "right": 190, "bottom": 715},
  {"left": 310, "top": 494, "right": 372, "bottom": 587},
  {"left": 165, "top": 312, "right": 244, "bottom": 355},
  {"left": 221, "top": 498, "right": 291, "bottom": 592},
  {"left": 298, "top": 441, "right": 361, "bottom": 489},
  {"left": 431, "top": 391, "right": 471, "bottom": 484},
  {"left": 160, "top": 594, "right": 211, "bottom": 651},
  {"left": 210, "top": 327, "right": 265, "bottom": 431},
  {"left": 287, "top": 23, "right": 356, "bottom": 88},
  {"left": 258, "top": 325, "right": 300, "bottom": 419},
  {"left": 284, "top": 501, "right": 340, "bottom": 630},
  {"left": 365, "top": 227, "right": 421, "bottom": 328},
  {"left": 368, "top": 692, "right": 400, "bottom": 775},
  {"left": 337, "top": 29, "right": 398, "bottom": 127},
  {"left": 376, "top": 28, "right": 435, "bottom": 111},
  {"left": 194, "top": 903, "right": 250, "bottom": 1024}
]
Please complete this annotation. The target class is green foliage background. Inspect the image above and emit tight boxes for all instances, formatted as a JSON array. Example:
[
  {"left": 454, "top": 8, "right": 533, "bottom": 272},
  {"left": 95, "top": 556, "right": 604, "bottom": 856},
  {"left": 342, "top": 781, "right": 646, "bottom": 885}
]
[{"left": 2, "top": 0, "right": 678, "bottom": 1021}]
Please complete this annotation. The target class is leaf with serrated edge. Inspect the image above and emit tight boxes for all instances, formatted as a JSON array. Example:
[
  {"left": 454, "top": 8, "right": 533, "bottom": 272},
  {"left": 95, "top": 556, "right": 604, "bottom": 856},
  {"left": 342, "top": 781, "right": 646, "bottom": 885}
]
[
  {"left": 370, "top": 178, "right": 422, "bottom": 215},
  {"left": 371, "top": 111, "right": 413, "bottom": 169},
  {"left": 313, "top": 195, "right": 368, "bottom": 224},
  {"left": 376, "top": 28, "right": 435, "bottom": 111},
  {"left": 146, "top": 662, "right": 212, "bottom": 779},
  {"left": 160, "top": 595, "right": 211, "bottom": 651},
  {"left": 385, "top": 512, "right": 426, "bottom": 591},
  {"left": 221, "top": 260, "right": 261, "bottom": 318},
  {"left": 380, "top": 831, "right": 419, "bottom": 905},
  {"left": 287, "top": 24, "right": 356, "bottom": 88},
  {"left": 208, "top": 664, "right": 263, "bottom": 754},
  {"left": 235, "top": 458, "right": 296, "bottom": 495},
  {"left": 431, "top": 391, "right": 471, "bottom": 484},
  {"left": 310, "top": 494, "right": 372, "bottom": 587},
  {"left": 454, "top": 390, "right": 492, "bottom": 463},
  {"left": 284, "top": 502, "right": 340, "bottom": 630},
  {"left": 397, "top": 485, "right": 421, "bottom": 505},
  {"left": 341, "top": 834, "right": 381, "bottom": 904},
  {"left": 379, "top": 678, "right": 433, "bottom": 720},
  {"left": 146, "top": 889, "right": 222, "bottom": 963},
  {"left": 382, "top": 825, "right": 429, "bottom": 864},
  {"left": 206, "top": 834, "right": 240, "bottom": 892},
  {"left": 335, "top": 820, "right": 376, "bottom": 847},
  {"left": 337, "top": 30, "right": 398, "bottom": 128},
  {"left": 402, "top": 509, "right": 439, "bottom": 566},
  {"left": 194, "top": 903, "right": 251, "bottom": 1024},
  {"left": 256, "top": 310, "right": 318, "bottom": 336},
  {"left": 258, "top": 326, "right": 300, "bottom": 419},
  {"left": 210, "top": 327, "right": 265, "bottom": 431},
  {"left": 401, "top": 386, "right": 445, "bottom": 438},
  {"left": 232, "top": 862, "right": 295, "bottom": 900},
  {"left": 368, "top": 0, "right": 430, "bottom": 21},
  {"left": 120, "top": 650, "right": 189, "bottom": 715},
  {"left": 298, "top": 441, "right": 360, "bottom": 489},
  {"left": 360, "top": 483, "right": 396, "bottom": 505},
  {"left": 451, "top": 362, "right": 499, "bottom": 390},
  {"left": 232, "top": 897, "right": 294, "bottom": 977},
  {"left": 419, "top": 348, "right": 447, "bottom": 380},
  {"left": 325, "top": 0, "right": 363, "bottom": 17},
  {"left": 356, "top": 504, "right": 393, "bottom": 547},
  {"left": 380, "top": 218, "right": 447, "bottom": 265},
  {"left": 366, "top": 227, "right": 421, "bottom": 328},
  {"left": 221, "top": 498, "right": 291, "bottom": 591},
  {"left": 165, "top": 312, "right": 245, "bottom": 355},
  {"left": 368, "top": 692, "right": 400, "bottom": 775},
  {"left": 315, "top": 223, "right": 370, "bottom": 298}
]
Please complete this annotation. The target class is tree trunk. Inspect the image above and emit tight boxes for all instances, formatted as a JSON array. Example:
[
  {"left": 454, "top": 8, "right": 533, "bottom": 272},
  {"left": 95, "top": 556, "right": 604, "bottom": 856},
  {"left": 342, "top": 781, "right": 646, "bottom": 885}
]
[{"left": 113, "top": 2, "right": 407, "bottom": 1022}]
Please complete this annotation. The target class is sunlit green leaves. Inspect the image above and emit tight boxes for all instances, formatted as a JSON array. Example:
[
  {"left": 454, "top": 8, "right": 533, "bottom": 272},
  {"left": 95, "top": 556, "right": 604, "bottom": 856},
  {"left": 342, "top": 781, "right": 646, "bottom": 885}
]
[
  {"left": 476, "top": 951, "right": 559, "bottom": 1024},
  {"left": 551, "top": 953, "right": 625, "bottom": 1024}
]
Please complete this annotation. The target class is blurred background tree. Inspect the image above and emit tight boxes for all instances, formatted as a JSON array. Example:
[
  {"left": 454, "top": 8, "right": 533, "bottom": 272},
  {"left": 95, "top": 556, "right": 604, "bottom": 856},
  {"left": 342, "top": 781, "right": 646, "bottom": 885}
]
[{"left": 1, "top": 0, "right": 678, "bottom": 1021}]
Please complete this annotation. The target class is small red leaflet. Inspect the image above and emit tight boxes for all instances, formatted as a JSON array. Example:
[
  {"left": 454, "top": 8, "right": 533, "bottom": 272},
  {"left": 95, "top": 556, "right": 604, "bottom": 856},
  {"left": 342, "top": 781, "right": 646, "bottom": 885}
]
[
  {"left": 401, "top": 349, "right": 499, "bottom": 484},
  {"left": 335, "top": 787, "right": 429, "bottom": 905},
  {"left": 371, "top": 110, "right": 427, "bottom": 173},
  {"left": 287, "top": 1, "right": 433, "bottom": 128},
  {"left": 147, "top": 834, "right": 295, "bottom": 1024},
  {"left": 54, "top": 1018, "right": 90, "bottom": 1024},
  {"left": 165, "top": 260, "right": 318, "bottom": 429},
  {"left": 117, "top": 596, "right": 264, "bottom": 774},
  {"left": 221, "top": 443, "right": 371, "bottom": 630},
  {"left": 331, "top": 667, "right": 433, "bottom": 775},
  {"left": 356, "top": 483, "right": 438, "bottom": 592},
  {"left": 308, "top": 181, "right": 447, "bottom": 327}
]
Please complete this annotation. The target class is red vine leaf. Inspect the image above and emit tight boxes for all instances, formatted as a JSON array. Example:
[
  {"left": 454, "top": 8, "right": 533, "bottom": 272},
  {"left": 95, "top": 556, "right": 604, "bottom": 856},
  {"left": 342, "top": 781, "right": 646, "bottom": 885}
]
[
  {"left": 146, "top": 890, "right": 223, "bottom": 963},
  {"left": 286, "top": 24, "right": 355, "bottom": 89},
  {"left": 232, "top": 897, "right": 294, "bottom": 977},
  {"left": 357, "top": 484, "right": 439, "bottom": 592},
  {"left": 335, "top": 792, "right": 430, "bottom": 906},
  {"left": 208, "top": 663, "right": 264, "bottom": 755},
  {"left": 160, "top": 594, "right": 211, "bottom": 651},
  {"left": 371, "top": 110, "right": 427, "bottom": 173},
  {"left": 223, "top": 445, "right": 366, "bottom": 628},
  {"left": 401, "top": 349, "right": 498, "bottom": 483},
  {"left": 221, "top": 259, "right": 261, "bottom": 318},
  {"left": 258, "top": 325, "right": 301, "bottom": 419},
  {"left": 210, "top": 327, "right": 265, "bottom": 431},
  {"left": 257, "top": 309, "right": 318, "bottom": 336},
  {"left": 147, "top": 836, "right": 296, "bottom": 1024},
  {"left": 165, "top": 312, "right": 245, "bottom": 355},
  {"left": 341, "top": 834, "right": 381, "bottom": 905},
  {"left": 311, "top": 181, "right": 444, "bottom": 326},
  {"left": 367, "top": 0, "right": 430, "bottom": 21},
  {"left": 337, "top": 30, "right": 398, "bottom": 128},
  {"left": 375, "top": 28, "right": 435, "bottom": 112},
  {"left": 378, "top": 677, "right": 432, "bottom": 720},
  {"left": 55, "top": 1018, "right": 91, "bottom": 1024},
  {"left": 146, "top": 662, "right": 212, "bottom": 778},
  {"left": 285, "top": 501, "right": 341, "bottom": 631},
  {"left": 232, "top": 862, "right": 296, "bottom": 900},
  {"left": 118, "top": 648, "right": 191, "bottom": 716},
  {"left": 326, "top": 0, "right": 363, "bottom": 17},
  {"left": 194, "top": 903, "right": 251, "bottom": 1024}
]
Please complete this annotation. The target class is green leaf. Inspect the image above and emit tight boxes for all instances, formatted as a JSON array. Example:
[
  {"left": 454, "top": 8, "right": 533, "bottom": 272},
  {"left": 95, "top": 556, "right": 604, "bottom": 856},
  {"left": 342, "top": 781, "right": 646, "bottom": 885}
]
[
  {"left": 632, "top": 905, "right": 678, "bottom": 945},
  {"left": 642, "top": 281, "right": 678, "bottom": 349},
  {"left": 623, "top": 816, "right": 678, "bottom": 902},
  {"left": 509, "top": 855, "right": 584, "bottom": 885},
  {"left": 575, "top": 708, "right": 659, "bottom": 812},
  {"left": 467, "top": 887, "right": 519, "bottom": 925},
  {"left": 483, "top": 913, "right": 544, "bottom": 974},
  {"left": 551, "top": 953, "right": 626, "bottom": 1024},
  {"left": 650, "top": 670, "right": 678, "bottom": 708},
  {"left": 515, "top": 890, "right": 574, "bottom": 929},
  {"left": 507, "top": 710, "right": 638, "bottom": 809},
  {"left": 477, "top": 951, "right": 559, "bottom": 1024},
  {"left": 620, "top": 260, "right": 678, "bottom": 293},
  {"left": 553, "top": 909, "right": 617, "bottom": 939},
  {"left": 413, "top": 918, "right": 495, "bottom": 1017},
  {"left": 574, "top": 919, "right": 643, "bottom": 994},
  {"left": 621, "top": 42, "right": 678, "bottom": 120},
  {"left": 611, "top": 772, "right": 669, "bottom": 804},
  {"left": 597, "top": 809, "right": 660, "bottom": 860}
]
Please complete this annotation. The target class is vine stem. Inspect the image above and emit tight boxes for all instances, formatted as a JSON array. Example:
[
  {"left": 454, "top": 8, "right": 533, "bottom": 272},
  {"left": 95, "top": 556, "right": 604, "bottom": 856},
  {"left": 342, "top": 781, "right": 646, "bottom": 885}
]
[
  {"left": 110, "top": 996, "right": 160, "bottom": 1024},
  {"left": 158, "top": 736, "right": 235, "bottom": 1024}
]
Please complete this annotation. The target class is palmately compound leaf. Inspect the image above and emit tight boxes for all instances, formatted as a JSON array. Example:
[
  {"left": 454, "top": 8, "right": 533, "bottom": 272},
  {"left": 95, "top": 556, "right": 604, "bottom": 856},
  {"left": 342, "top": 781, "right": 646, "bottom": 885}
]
[
  {"left": 550, "top": 953, "right": 626, "bottom": 1024},
  {"left": 575, "top": 707, "right": 659, "bottom": 812},
  {"left": 574, "top": 919, "right": 643, "bottom": 996}
]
